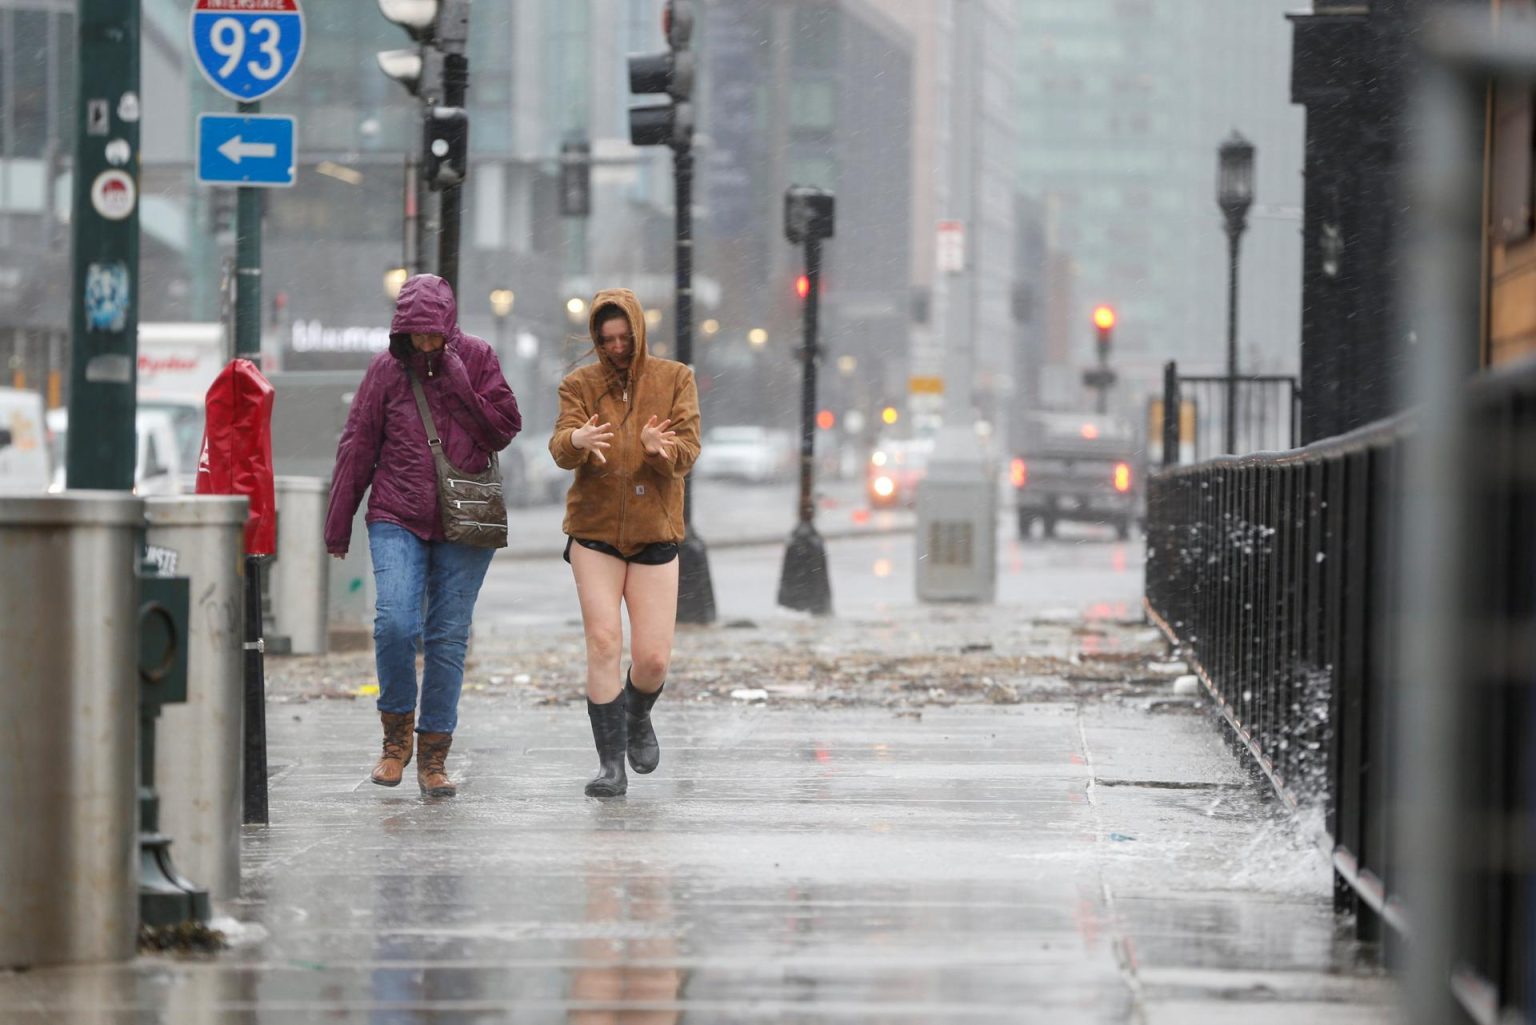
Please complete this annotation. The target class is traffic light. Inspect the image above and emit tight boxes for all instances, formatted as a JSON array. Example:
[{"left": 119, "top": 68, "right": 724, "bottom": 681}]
[
  {"left": 1092, "top": 304, "right": 1116, "bottom": 360},
  {"left": 377, "top": 0, "right": 443, "bottom": 99},
  {"left": 423, "top": 103, "right": 468, "bottom": 190},
  {"left": 628, "top": 1, "right": 694, "bottom": 149},
  {"left": 785, "top": 186, "right": 835, "bottom": 244},
  {"left": 559, "top": 139, "right": 591, "bottom": 217},
  {"left": 377, "top": 1, "right": 471, "bottom": 191},
  {"left": 795, "top": 274, "right": 811, "bottom": 301}
]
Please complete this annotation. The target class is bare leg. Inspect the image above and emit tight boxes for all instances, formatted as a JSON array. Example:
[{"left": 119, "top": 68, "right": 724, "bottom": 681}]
[
  {"left": 624, "top": 558, "right": 680, "bottom": 692},
  {"left": 570, "top": 543, "right": 629, "bottom": 702}
]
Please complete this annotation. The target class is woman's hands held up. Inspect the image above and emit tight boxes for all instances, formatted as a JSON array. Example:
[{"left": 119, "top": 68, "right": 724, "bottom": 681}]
[
  {"left": 571, "top": 415, "right": 614, "bottom": 464},
  {"left": 641, "top": 416, "right": 676, "bottom": 459}
]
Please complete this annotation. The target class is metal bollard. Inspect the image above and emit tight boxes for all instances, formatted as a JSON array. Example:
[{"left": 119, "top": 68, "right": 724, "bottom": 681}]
[
  {"left": 145, "top": 495, "right": 248, "bottom": 902},
  {"left": 0, "top": 493, "right": 143, "bottom": 966}
]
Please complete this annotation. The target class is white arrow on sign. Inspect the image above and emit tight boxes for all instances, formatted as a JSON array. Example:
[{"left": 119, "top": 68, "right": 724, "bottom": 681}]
[{"left": 217, "top": 135, "right": 277, "bottom": 164}]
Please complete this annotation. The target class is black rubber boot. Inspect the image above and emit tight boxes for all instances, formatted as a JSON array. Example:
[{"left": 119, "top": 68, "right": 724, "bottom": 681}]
[
  {"left": 584, "top": 693, "right": 628, "bottom": 798},
  {"left": 625, "top": 671, "right": 664, "bottom": 775}
]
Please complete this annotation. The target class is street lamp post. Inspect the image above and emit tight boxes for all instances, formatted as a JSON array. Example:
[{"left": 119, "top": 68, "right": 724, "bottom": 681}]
[
  {"left": 489, "top": 287, "right": 514, "bottom": 358},
  {"left": 1217, "top": 131, "right": 1255, "bottom": 455}
]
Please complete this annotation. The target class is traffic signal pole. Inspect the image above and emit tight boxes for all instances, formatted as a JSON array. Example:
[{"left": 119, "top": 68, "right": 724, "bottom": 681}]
[
  {"left": 437, "top": 52, "right": 468, "bottom": 293},
  {"left": 674, "top": 140, "right": 717, "bottom": 624},
  {"left": 624, "top": 1, "right": 713, "bottom": 623},
  {"left": 776, "top": 231, "right": 831, "bottom": 614},
  {"left": 778, "top": 187, "right": 833, "bottom": 616}
]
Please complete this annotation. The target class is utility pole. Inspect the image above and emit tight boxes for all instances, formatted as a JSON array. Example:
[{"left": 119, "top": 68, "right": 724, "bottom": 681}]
[{"left": 67, "top": 1, "right": 141, "bottom": 489}]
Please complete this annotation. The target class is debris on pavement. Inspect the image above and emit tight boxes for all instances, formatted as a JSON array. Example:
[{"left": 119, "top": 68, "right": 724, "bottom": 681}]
[{"left": 264, "top": 605, "right": 1201, "bottom": 717}]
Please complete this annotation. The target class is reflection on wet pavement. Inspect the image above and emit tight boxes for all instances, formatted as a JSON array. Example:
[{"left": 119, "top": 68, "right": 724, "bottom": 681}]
[{"left": 0, "top": 687, "right": 1396, "bottom": 1022}]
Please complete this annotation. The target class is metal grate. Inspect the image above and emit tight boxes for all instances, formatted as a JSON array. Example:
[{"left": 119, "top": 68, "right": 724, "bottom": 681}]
[{"left": 928, "top": 521, "right": 973, "bottom": 566}]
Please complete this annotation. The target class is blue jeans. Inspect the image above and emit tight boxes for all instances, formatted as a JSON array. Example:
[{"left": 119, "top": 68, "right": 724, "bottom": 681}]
[{"left": 368, "top": 521, "right": 496, "bottom": 735}]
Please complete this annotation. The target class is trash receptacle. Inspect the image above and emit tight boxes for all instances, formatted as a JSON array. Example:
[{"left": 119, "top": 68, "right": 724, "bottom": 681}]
[
  {"left": 0, "top": 492, "right": 144, "bottom": 966},
  {"left": 145, "top": 494, "right": 248, "bottom": 902},
  {"left": 269, "top": 476, "right": 328, "bottom": 655},
  {"left": 915, "top": 442, "right": 998, "bottom": 603},
  {"left": 326, "top": 498, "right": 375, "bottom": 652}
]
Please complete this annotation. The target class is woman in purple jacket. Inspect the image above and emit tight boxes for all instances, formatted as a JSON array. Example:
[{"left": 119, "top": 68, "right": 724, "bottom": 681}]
[{"left": 324, "top": 274, "right": 521, "bottom": 797}]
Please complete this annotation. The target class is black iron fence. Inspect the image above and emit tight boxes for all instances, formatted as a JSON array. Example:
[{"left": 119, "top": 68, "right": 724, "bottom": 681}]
[
  {"left": 1144, "top": 355, "right": 1536, "bottom": 1023},
  {"left": 1154, "top": 362, "right": 1301, "bottom": 466}
]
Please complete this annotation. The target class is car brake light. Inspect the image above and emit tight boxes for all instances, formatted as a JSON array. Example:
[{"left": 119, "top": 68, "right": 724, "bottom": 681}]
[
  {"left": 1113, "top": 462, "right": 1132, "bottom": 493},
  {"left": 1081, "top": 423, "right": 1099, "bottom": 440},
  {"left": 1010, "top": 458, "right": 1027, "bottom": 488}
]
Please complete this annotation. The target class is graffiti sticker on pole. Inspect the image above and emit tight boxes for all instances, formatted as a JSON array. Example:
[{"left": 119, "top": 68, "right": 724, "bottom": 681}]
[{"left": 188, "top": 0, "right": 305, "bottom": 103}]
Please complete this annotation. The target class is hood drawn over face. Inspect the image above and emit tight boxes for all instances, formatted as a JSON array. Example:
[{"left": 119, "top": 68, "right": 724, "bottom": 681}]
[
  {"left": 587, "top": 288, "right": 649, "bottom": 384},
  {"left": 389, "top": 274, "right": 462, "bottom": 357}
]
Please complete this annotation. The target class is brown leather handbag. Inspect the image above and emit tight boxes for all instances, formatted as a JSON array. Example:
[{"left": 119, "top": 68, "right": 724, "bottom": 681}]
[{"left": 408, "top": 370, "right": 508, "bottom": 549}]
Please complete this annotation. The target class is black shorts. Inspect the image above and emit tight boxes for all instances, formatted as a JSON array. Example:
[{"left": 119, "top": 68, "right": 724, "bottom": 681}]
[{"left": 563, "top": 536, "right": 680, "bottom": 565}]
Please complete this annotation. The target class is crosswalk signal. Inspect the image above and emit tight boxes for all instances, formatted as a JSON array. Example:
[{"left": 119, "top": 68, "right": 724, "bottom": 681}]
[
  {"left": 424, "top": 104, "right": 468, "bottom": 190},
  {"left": 628, "top": 1, "right": 694, "bottom": 149}
]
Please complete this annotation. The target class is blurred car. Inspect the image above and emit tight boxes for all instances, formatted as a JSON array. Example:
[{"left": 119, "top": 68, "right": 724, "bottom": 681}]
[
  {"left": 47, "top": 407, "right": 188, "bottom": 496},
  {"left": 0, "top": 387, "right": 50, "bottom": 493},
  {"left": 694, "top": 425, "right": 793, "bottom": 484},
  {"left": 866, "top": 436, "right": 933, "bottom": 508},
  {"left": 1011, "top": 412, "right": 1143, "bottom": 539},
  {"left": 500, "top": 436, "right": 569, "bottom": 508}
]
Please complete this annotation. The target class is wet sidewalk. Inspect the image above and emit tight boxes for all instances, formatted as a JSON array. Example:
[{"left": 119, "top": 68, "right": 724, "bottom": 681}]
[{"left": 0, "top": 610, "right": 1397, "bottom": 1023}]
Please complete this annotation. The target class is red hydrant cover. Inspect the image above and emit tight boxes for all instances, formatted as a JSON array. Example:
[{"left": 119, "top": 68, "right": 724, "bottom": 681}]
[{"left": 196, "top": 358, "right": 276, "bottom": 556}]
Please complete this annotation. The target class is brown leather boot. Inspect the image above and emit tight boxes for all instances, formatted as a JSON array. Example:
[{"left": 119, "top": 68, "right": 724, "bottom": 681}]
[
  {"left": 417, "top": 732, "right": 457, "bottom": 797},
  {"left": 370, "top": 711, "right": 415, "bottom": 786}
]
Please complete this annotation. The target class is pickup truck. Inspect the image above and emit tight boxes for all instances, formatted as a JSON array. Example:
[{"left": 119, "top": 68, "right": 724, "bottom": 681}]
[{"left": 1010, "top": 412, "right": 1143, "bottom": 540}]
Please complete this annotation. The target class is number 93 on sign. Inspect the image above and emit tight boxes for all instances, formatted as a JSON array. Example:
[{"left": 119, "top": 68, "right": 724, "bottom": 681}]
[{"left": 188, "top": 0, "right": 305, "bottom": 104}]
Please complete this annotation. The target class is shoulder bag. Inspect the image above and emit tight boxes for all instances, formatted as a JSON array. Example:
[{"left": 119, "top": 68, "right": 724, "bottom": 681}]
[{"left": 408, "top": 369, "right": 508, "bottom": 549}]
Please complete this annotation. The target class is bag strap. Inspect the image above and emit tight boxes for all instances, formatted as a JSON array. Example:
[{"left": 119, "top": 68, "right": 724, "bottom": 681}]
[
  {"left": 407, "top": 369, "right": 499, "bottom": 470},
  {"left": 406, "top": 369, "right": 442, "bottom": 449}
]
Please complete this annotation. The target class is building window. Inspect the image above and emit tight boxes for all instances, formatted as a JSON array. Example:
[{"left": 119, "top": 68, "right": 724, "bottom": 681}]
[{"left": 790, "top": 81, "right": 835, "bottom": 130}]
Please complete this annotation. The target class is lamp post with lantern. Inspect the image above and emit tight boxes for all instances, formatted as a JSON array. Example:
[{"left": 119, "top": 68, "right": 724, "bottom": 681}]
[
  {"left": 489, "top": 288, "right": 515, "bottom": 357},
  {"left": 1217, "top": 131, "right": 1255, "bottom": 455}
]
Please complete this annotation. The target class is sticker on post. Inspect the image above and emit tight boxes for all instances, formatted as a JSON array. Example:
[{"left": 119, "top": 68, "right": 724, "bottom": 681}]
[
  {"left": 105, "top": 139, "right": 131, "bottom": 167},
  {"left": 87, "top": 99, "right": 110, "bottom": 136},
  {"left": 84, "top": 262, "right": 131, "bottom": 332},
  {"left": 117, "top": 92, "right": 140, "bottom": 123},
  {"left": 90, "top": 170, "right": 136, "bottom": 221},
  {"left": 145, "top": 545, "right": 179, "bottom": 576},
  {"left": 84, "top": 354, "right": 133, "bottom": 383}
]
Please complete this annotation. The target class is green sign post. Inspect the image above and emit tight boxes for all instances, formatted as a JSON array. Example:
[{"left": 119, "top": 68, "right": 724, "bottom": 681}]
[{"left": 66, "top": 1, "right": 141, "bottom": 489}]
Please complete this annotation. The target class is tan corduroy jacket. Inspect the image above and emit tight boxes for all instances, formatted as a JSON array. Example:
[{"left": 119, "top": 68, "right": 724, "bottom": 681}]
[{"left": 548, "top": 288, "right": 701, "bottom": 555}]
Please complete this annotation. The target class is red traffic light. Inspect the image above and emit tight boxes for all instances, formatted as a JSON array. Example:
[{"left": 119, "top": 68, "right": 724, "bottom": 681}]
[
  {"left": 1092, "top": 305, "right": 1116, "bottom": 331},
  {"left": 795, "top": 274, "right": 811, "bottom": 300},
  {"left": 816, "top": 409, "right": 835, "bottom": 430}
]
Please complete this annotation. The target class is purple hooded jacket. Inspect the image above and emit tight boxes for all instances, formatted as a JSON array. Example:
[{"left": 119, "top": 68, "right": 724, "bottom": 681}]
[{"left": 324, "top": 274, "right": 521, "bottom": 554}]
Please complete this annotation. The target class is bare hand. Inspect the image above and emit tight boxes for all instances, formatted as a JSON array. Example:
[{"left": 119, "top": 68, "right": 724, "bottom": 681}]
[
  {"left": 571, "top": 414, "right": 614, "bottom": 464},
  {"left": 641, "top": 416, "right": 676, "bottom": 459}
]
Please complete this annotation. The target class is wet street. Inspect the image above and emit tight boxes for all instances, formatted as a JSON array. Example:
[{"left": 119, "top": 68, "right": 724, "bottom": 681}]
[{"left": 0, "top": 481, "right": 1397, "bottom": 1022}]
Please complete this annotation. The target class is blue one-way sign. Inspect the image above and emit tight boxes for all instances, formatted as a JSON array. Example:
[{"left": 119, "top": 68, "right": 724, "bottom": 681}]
[{"left": 197, "top": 114, "right": 296, "bottom": 188}]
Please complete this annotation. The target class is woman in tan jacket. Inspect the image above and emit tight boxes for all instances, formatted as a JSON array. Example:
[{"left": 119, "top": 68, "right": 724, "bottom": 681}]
[{"left": 549, "top": 288, "right": 701, "bottom": 797}]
